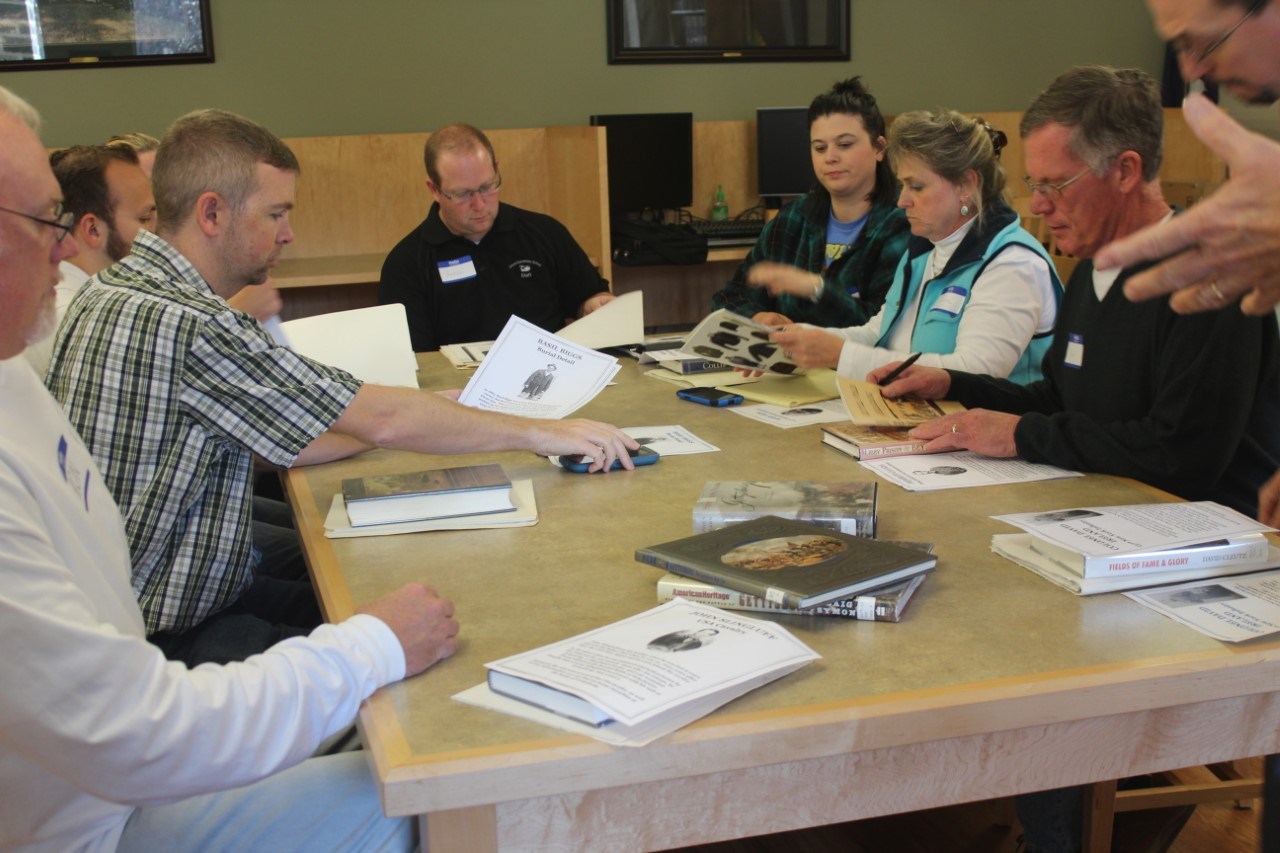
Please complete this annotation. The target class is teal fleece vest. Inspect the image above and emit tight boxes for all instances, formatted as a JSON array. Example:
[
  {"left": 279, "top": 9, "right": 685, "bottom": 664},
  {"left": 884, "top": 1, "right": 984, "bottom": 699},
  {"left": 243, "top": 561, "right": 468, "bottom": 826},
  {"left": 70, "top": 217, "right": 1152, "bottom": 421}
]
[{"left": 875, "top": 205, "right": 1062, "bottom": 385}]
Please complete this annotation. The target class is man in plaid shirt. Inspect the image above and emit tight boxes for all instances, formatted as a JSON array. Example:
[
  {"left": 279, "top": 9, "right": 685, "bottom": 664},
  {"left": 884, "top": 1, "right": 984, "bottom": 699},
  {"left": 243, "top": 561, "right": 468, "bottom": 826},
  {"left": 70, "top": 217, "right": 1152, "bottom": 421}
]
[{"left": 47, "top": 108, "right": 637, "bottom": 666}]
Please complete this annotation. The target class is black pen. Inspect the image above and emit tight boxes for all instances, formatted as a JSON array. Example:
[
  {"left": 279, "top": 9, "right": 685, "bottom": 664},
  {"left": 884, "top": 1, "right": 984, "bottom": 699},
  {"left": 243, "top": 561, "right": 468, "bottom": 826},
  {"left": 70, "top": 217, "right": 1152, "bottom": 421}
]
[{"left": 878, "top": 352, "right": 922, "bottom": 386}]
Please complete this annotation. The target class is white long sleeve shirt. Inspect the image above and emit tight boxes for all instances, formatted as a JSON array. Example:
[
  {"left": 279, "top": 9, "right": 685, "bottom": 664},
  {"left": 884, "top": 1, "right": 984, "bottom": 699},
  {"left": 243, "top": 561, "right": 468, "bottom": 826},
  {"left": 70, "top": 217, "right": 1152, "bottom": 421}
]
[
  {"left": 827, "top": 219, "right": 1058, "bottom": 381},
  {"left": 0, "top": 357, "right": 404, "bottom": 852}
]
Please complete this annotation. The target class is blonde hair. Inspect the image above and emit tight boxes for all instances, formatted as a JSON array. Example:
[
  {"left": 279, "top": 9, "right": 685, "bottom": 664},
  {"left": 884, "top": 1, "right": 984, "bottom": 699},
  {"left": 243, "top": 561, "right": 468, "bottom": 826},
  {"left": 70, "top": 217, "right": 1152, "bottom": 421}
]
[{"left": 888, "top": 110, "right": 1008, "bottom": 223}]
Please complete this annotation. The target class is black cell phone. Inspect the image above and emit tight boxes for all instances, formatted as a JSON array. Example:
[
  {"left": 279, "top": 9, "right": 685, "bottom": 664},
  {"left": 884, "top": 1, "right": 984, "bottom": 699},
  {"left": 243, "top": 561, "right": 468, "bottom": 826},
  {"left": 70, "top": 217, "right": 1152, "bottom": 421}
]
[
  {"left": 559, "top": 445, "right": 660, "bottom": 473},
  {"left": 676, "top": 387, "right": 745, "bottom": 407}
]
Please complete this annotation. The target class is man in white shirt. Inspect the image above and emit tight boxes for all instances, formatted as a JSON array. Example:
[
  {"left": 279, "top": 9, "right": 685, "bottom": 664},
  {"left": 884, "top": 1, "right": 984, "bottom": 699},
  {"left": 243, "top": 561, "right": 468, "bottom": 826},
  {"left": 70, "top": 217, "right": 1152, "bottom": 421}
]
[
  {"left": 0, "top": 86, "right": 456, "bottom": 851},
  {"left": 22, "top": 144, "right": 155, "bottom": 375}
]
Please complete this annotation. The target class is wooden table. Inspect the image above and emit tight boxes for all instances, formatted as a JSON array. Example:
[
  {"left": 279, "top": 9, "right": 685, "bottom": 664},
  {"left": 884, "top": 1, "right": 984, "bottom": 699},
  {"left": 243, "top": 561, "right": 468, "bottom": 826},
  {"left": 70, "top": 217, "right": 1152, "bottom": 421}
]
[{"left": 284, "top": 355, "right": 1280, "bottom": 852}]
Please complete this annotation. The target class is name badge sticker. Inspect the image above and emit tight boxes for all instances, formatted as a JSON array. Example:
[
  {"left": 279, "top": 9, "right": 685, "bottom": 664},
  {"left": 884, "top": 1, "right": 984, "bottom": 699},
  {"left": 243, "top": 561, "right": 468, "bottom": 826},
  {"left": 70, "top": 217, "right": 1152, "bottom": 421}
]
[
  {"left": 1064, "top": 333, "right": 1084, "bottom": 368},
  {"left": 929, "top": 285, "right": 968, "bottom": 317},
  {"left": 438, "top": 256, "right": 478, "bottom": 283}
]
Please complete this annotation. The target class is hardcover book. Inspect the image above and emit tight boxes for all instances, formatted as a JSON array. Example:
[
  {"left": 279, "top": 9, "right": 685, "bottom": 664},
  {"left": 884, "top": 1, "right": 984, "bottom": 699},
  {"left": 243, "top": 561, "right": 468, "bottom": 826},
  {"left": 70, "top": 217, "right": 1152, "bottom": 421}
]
[
  {"left": 341, "top": 463, "right": 514, "bottom": 527},
  {"left": 821, "top": 423, "right": 942, "bottom": 461},
  {"left": 692, "top": 480, "right": 878, "bottom": 537},
  {"left": 656, "top": 568, "right": 929, "bottom": 622},
  {"left": 636, "top": 515, "right": 937, "bottom": 610},
  {"left": 1027, "top": 533, "right": 1272, "bottom": 579}
]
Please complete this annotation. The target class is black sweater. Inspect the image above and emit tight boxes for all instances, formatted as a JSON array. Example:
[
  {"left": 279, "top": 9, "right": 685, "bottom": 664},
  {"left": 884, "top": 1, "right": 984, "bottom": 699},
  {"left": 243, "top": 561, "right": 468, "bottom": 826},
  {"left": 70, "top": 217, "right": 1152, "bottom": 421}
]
[{"left": 947, "top": 261, "right": 1280, "bottom": 516}]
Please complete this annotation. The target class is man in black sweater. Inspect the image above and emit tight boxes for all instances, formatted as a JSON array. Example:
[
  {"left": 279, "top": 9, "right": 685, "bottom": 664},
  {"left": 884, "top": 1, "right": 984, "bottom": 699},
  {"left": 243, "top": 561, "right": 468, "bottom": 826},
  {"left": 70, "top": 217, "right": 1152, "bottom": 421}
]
[{"left": 873, "top": 65, "right": 1280, "bottom": 520}]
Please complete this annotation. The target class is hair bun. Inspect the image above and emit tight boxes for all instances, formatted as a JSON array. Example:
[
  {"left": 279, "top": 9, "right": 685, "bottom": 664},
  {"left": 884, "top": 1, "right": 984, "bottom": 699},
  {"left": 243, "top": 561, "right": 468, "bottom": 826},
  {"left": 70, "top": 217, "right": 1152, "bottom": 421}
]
[
  {"left": 833, "top": 76, "right": 869, "bottom": 98},
  {"left": 979, "top": 119, "right": 1008, "bottom": 159}
]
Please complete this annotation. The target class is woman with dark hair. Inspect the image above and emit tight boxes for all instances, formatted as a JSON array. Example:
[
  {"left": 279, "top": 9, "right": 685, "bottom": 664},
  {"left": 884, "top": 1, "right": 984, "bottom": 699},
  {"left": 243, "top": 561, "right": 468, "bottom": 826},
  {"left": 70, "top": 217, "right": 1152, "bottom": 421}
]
[
  {"left": 711, "top": 77, "right": 911, "bottom": 328},
  {"left": 772, "top": 110, "right": 1062, "bottom": 385}
]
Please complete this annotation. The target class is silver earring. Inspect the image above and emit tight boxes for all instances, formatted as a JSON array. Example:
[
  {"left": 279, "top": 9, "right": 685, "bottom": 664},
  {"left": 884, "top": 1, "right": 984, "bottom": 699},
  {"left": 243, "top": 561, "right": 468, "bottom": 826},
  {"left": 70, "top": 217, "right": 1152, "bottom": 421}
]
[{"left": 960, "top": 203, "right": 971, "bottom": 217}]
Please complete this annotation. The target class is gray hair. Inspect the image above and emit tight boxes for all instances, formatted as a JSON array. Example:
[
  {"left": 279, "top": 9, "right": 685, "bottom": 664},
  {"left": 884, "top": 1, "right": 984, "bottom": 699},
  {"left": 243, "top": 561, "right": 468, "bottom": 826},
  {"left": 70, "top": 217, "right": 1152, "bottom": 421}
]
[
  {"left": 0, "top": 85, "right": 41, "bottom": 133},
  {"left": 1020, "top": 66, "right": 1163, "bottom": 182}
]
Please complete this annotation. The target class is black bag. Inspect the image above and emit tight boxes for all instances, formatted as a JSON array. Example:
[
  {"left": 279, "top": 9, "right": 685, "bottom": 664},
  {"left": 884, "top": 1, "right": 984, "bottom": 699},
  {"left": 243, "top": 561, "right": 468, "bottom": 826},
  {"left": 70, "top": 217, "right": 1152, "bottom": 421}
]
[{"left": 611, "top": 220, "right": 708, "bottom": 266}]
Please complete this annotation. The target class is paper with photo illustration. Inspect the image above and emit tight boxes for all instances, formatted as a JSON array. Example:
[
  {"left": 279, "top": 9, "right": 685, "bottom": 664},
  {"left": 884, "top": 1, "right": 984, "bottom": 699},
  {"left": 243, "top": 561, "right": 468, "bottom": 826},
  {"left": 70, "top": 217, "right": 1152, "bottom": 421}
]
[
  {"left": 623, "top": 425, "right": 719, "bottom": 455},
  {"left": 683, "top": 308, "right": 806, "bottom": 376},
  {"left": 729, "top": 397, "right": 849, "bottom": 429},
  {"left": 860, "top": 451, "right": 1081, "bottom": 491},
  {"left": 483, "top": 598, "right": 819, "bottom": 728},
  {"left": 1125, "top": 568, "right": 1280, "bottom": 642},
  {"left": 458, "top": 316, "right": 619, "bottom": 418},
  {"left": 992, "top": 501, "right": 1273, "bottom": 558}
]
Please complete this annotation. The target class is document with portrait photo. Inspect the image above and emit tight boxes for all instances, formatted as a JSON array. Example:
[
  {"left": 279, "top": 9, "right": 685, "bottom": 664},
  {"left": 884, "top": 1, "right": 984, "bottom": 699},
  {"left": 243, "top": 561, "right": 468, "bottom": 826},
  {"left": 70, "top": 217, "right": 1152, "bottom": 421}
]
[{"left": 458, "top": 316, "right": 620, "bottom": 418}]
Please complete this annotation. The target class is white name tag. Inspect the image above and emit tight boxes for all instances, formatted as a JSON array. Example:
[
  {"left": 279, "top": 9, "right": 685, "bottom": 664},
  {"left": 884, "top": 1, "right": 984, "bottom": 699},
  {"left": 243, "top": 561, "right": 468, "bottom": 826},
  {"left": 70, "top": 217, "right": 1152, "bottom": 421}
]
[
  {"left": 1064, "top": 333, "right": 1084, "bottom": 368},
  {"left": 929, "top": 285, "right": 968, "bottom": 317},
  {"left": 438, "top": 256, "right": 477, "bottom": 283}
]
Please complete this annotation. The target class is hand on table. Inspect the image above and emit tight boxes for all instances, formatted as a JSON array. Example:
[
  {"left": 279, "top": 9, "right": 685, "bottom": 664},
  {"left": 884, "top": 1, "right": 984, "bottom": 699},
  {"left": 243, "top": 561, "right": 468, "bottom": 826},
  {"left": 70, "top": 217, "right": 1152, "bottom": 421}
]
[
  {"left": 358, "top": 583, "right": 458, "bottom": 677},
  {"left": 909, "top": 409, "right": 1021, "bottom": 458},
  {"left": 531, "top": 419, "right": 639, "bottom": 472}
]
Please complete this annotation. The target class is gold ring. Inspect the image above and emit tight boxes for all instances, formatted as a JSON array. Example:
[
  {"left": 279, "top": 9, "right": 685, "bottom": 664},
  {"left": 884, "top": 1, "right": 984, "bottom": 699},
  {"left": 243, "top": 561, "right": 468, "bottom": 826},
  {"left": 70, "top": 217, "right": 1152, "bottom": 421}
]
[
  {"left": 1209, "top": 279, "right": 1226, "bottom": 303},
  {"left": 951, "top": 423, "right": 959, "bottom": 435}
]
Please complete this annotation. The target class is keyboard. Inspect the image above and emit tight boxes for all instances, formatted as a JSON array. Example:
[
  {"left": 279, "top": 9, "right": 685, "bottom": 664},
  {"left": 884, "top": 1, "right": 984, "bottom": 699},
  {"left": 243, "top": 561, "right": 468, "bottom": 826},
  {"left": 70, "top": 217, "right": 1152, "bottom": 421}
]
[{"left": 685, "top": 219, "right": 766, "bottom": 242}]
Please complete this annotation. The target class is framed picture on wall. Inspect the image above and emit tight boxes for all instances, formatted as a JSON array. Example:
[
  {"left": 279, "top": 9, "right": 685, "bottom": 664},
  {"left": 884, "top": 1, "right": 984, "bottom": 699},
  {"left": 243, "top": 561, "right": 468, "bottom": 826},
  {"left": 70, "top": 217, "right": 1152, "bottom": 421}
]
[
  {"left": 607, "top": 0, "right": 849, "bottom": 64},
  {"left": 0, "top": 0, "right": 213, "bottom": 71}
]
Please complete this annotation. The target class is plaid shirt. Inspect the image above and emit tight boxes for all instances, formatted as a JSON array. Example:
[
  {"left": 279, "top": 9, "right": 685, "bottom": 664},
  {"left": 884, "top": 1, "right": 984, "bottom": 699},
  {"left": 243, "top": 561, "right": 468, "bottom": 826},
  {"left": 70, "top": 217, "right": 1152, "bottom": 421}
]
[
  {"left": 47, "top": 230, "right": 362, "bottom": 634},
  {"left": 711, "top": 192, "right": 910, "bottom": 327}
]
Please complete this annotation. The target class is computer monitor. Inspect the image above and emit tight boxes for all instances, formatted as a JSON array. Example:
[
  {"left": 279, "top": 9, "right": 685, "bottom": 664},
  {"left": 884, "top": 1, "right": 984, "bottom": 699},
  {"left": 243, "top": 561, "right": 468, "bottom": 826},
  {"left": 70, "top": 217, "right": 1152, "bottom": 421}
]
[
  {"left": 589, "top": 112, "right": 693, "bottom": 214},
  {"left": 756, "top": 107, "right": 814, "bottom": 201}
]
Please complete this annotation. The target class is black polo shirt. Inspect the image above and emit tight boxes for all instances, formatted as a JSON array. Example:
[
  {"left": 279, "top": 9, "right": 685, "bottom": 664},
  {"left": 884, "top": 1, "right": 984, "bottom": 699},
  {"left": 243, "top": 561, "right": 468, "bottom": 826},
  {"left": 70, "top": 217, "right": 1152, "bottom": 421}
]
[{"left": 378, "top": 202, "right": 606, "bottom": 351}]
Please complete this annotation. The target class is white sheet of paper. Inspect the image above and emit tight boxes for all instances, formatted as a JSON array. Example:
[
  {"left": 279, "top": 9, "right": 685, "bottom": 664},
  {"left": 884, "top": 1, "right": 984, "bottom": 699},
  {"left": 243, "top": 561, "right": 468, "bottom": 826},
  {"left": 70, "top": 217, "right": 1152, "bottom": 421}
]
[
  {"left": 623, "top": 425, "right": 719, "bottom": 455},
  {"left": 557, "top": 290, "right": 645, "bottom": 350},
  {"left": 278, "top": 304, "right": 419, "bottom": 388},
  {"left": 1125, "top": 568, "right": 1280, "bottom": 641},
  {"left": 729, "top": 398, "right": 850, "bottom": 429},
  {"left": 483, "top": 599, "right": 818, "bottom": 728},
  {"left": 860, "top": 451, "right": 1081, "bottom": 491},
  {"left": 992, "top": 501, "right": 1274, "bottom": 557},
  {"left": 458, "top": 316, "right": 619, "bottom": 418}
]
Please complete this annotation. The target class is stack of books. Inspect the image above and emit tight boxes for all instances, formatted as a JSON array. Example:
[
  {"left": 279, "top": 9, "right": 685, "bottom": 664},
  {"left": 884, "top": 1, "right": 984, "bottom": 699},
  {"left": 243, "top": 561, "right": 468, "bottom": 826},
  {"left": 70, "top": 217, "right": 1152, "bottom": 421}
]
[
  {"left": 341, "top": 463, "right": 516, "bottom": 527},
  {"left": 637, "top": 515, "right": 937, "bottom": 613}
]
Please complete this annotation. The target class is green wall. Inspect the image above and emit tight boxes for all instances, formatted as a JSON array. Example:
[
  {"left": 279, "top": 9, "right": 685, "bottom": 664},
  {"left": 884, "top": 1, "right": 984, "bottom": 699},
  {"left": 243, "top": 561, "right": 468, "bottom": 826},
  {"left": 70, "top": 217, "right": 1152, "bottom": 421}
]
[{"left": 6, "top": 0, "right": 1168, "bottom": 148}]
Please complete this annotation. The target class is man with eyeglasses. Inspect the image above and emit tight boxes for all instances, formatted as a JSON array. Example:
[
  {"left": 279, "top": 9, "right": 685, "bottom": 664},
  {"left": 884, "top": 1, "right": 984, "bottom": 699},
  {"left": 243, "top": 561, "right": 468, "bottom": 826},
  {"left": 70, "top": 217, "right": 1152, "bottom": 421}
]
[
  {"left": 877, "top": 64, "right": 1280, "bottom": 853},
  {"left": 45, "top": 108, "right": 637, "bottom": 668},
  {"left": 22, "top": 144, "right": 156, "bottom": 377},
  {"left": 874, "top": 65, "right": 1280, "bottom": 516},
  {"left": 379, "top": 123, "right": 614, "bottom": 352},
  {"left": 0, "top": 84, "right": 455, "bottom": 853}
]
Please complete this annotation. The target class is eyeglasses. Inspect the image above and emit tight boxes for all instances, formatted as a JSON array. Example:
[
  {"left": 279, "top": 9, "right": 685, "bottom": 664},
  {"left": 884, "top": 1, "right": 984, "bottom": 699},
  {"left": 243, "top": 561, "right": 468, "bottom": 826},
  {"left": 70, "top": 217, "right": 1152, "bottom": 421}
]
[
  {"left": 436, "top": 171, "right": 502, "bottom": 204},
  {"left": 0, "top": 203, "right": 76, "bottom": 243},
  {"left": 1171, "top": 0, "right": 1265, "bottom": 64},
  {"left": 1023, "top": 167, "right": 1092, "bottom": 201}
]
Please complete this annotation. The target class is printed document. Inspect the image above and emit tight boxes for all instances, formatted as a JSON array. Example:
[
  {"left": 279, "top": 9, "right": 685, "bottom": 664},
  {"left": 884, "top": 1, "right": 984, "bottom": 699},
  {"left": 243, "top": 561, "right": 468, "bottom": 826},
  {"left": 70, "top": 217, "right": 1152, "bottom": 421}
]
[
  {"left": 860, "top": 451, "right": 1081, "bottom": 491},
  {"left": 458, "top": 316, "right": 620, "bottom": 418}
]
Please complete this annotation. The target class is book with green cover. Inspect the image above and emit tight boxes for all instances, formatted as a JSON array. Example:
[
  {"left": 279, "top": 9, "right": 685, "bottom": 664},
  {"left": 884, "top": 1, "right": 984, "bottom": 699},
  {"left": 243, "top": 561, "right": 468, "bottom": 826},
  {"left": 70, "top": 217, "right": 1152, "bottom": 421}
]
[
  {"left": 636, "top": 515, "right": 937, "bottom": 610},
  {"left": 341, "top": 463, "right": 514, "bottom": 527}
]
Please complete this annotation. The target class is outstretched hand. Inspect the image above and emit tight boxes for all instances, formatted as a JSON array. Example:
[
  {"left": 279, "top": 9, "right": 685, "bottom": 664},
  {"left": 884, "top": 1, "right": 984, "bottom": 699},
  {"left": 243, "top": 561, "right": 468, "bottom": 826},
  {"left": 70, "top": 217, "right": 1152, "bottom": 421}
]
[{"left": 1097, "top": 94, "right": 1280, "bottom": 316}]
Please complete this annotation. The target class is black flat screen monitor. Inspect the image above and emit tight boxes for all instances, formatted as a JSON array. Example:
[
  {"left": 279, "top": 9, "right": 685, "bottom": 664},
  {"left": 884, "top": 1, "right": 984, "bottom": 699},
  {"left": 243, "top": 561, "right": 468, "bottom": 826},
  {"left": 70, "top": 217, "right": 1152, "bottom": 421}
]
[
  {"left": 757, "top": 107, "right": 813, "bottom": 199},
  {"left": 590, "top": 112, "right": 693, "bottom": 213}
]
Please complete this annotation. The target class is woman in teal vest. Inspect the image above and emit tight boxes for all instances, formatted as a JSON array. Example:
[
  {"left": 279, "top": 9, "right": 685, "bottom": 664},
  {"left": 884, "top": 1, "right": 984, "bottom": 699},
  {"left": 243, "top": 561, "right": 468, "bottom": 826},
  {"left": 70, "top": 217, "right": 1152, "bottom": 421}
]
[{"left": 772, "top": 110, "right": 1063, "bottom": 385}]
